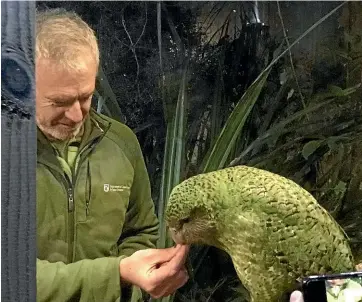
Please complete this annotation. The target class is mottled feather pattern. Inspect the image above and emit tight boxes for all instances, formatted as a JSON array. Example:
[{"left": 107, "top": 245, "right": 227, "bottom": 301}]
[{"left": 166, "top": 165, "right": 355, "bottom": 302}]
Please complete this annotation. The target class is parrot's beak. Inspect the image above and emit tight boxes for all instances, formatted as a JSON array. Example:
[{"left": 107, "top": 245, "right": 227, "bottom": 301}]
[{"left": 169, "top": 227, "right": 185, "bottom": 244}]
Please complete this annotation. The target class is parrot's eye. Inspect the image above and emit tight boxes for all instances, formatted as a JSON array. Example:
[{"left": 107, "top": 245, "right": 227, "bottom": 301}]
[{"left": 181, "top": 217, "right": 191, "bottom": 224}]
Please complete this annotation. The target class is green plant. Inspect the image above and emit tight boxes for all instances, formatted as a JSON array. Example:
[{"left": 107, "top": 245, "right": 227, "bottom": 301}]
[{"left": 151, "top": 2, "right": 358, "bottom": 302}]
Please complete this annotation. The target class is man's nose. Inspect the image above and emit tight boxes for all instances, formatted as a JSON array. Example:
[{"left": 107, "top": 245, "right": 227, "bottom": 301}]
[{"left": 65, "top": 101, "right": 83, "bottom": 124}]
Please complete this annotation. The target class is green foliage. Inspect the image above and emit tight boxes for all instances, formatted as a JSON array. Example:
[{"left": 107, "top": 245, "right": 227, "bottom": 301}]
[
  {"left": 201, "top": 69, "right": 271, "bottom": 173},
  {"left": 157, "top": 58, "right": 189, "bottom": 251}
]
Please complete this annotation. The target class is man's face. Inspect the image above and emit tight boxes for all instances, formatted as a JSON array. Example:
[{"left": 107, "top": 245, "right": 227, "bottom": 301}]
[
  {"left": 36, "top": 56, "right": 97, "bottom": 141},
  {"left": 329, "top": 279, "right": 347, "bottom": 287}
]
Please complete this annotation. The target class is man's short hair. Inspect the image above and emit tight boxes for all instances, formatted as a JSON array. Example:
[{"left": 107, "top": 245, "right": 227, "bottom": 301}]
[{"left": 36, "top": 8, "right": 99, "bottom": 71}]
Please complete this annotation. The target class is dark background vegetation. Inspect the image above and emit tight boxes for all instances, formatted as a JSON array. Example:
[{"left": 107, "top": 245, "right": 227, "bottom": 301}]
[{"left": 36, "top": 2, "right": 362, "bottom": 301}]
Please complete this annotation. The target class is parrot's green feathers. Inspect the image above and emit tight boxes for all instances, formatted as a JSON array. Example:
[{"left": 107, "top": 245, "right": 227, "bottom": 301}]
[{"left": 165, "top": 165, "right": 355, "bottom": 302}]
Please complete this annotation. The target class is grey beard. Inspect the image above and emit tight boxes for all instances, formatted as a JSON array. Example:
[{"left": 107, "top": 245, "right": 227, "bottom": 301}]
[{"left": 36, "top": 119, "right": 83, "bottom": 142}]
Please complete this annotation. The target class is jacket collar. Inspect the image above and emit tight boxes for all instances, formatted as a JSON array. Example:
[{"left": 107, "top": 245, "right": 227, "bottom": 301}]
[{"left": 37, "top": 109, "right": 111, "bottom": 160}]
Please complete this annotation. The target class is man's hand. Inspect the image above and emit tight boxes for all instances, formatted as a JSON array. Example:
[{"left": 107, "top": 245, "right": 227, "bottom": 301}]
[{"left": 119, "top": 244, "right": 189, "bottom": 298}]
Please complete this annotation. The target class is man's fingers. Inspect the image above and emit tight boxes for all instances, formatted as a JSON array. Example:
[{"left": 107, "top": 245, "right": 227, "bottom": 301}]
[
  {"left": 159, "top": 268, "right": 189, "bottom": 297},
  {"left": 151, "top": 245, "right": 179, "bottom": 264},
  {"left": 168, "top": 245, "right": 190, "bottom": 271},
  {"left": 154, "top": 251, "right": 189, "bottom": 284},
  {"left": 146, "top": 245, "right": 190, "bottom": 294},
  {"left": 290, "top": 291, "right": 304, "bottom": 302},
  {"left": 150, "top": 245, "right": 189, "bottom": 270},
  {"left": 173, "top": 268, "right": 188, "bottom": 287},
  {"left": 148, "top": 249, "right": 183, "bottom": 284},
  {"left": 148, "top": 268, "right": 189, "bottom": 298}
]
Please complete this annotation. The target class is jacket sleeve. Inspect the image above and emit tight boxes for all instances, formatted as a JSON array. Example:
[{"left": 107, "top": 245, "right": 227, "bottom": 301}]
[
  {"left": 37, "top": 256, "right": 124, "bottom": 302},
  {"left": 117, "top": 135, "right": 159, "bottom": 257}
]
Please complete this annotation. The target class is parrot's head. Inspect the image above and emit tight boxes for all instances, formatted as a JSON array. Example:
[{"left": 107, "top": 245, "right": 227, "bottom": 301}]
[{"left": 165, "top": 173, "right": 226, "bottom": 247}]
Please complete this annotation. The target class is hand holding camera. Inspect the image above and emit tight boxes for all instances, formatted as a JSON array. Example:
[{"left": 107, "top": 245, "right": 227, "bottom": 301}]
[{"left": 290, "top": 265, "right": 362, "bottom": 302}]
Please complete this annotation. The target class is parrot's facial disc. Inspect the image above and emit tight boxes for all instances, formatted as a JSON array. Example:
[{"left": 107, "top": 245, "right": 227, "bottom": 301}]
[
  {"left": 167, "top": 212, "right": 217, "bottom": 246},
  {"left": 169, "top": 227, "right": 186, "bottom": 244}
]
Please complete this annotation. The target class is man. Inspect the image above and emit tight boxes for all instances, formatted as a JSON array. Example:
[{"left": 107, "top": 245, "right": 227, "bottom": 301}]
[
  {"left": 36, "top": 8, "right": 188, "bottom": 302},
  {"left": 326, "top": 278, "right": 362, "bottom": 302}
]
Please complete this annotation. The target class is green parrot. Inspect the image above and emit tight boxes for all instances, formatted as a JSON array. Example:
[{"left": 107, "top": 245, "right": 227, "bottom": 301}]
[{"left": 165, "top": 165, "right": 355, "bottom": 302}]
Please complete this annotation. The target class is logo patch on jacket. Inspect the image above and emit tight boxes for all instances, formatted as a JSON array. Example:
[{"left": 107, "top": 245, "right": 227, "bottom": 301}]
[{"left": 104, "top": 184, "right": 130, "bottom": 192}]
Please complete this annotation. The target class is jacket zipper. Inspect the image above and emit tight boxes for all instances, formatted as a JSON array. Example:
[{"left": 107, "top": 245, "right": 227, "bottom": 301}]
[
  {"left": 85, "top": 161, "right": 92, "bottom": 217},
  {"left": 40, "top": 130, "right": 106, "bottom": 263},
  {"left": 67, "top": 187, "right": 74, "bottom": 212},
  {"left": 69, "top": 139, "right": 98, "bottom": 217},
  {"left": 64, "top": 173, "right": 75, "bottom": 263},
  {"left": 86, "top": 201, "right": 90, "bottom": 216}
]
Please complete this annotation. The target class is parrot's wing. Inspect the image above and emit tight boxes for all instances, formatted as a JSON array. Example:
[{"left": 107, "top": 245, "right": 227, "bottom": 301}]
[{"left": 218, "top": 207, "right": 290, "bottom": 302}]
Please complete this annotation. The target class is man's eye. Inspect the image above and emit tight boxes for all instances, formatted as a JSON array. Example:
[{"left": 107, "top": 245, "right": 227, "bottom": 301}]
[
  {"left": 79, "top": 98, "right": 89, "bottom": 103},
  {"left": 52, "top": 101, "right": 66, "bottom": 107},
  {"left": 52, "top": 101, "right": 68, "bottom": 107},
  {"left": 79, "top": 94, "right": 92, "bottom": 102}
]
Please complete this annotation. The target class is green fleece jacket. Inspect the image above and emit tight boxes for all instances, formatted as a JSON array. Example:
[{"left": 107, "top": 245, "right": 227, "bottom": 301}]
[{"left": 36, "top": 110, "right": 159, "bottom": 302}]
